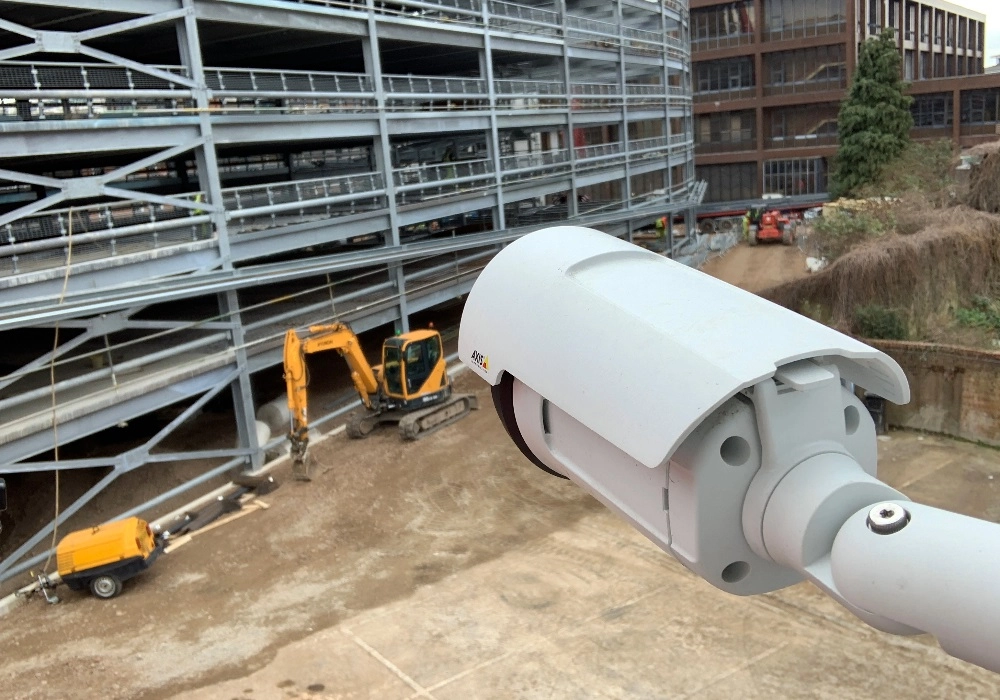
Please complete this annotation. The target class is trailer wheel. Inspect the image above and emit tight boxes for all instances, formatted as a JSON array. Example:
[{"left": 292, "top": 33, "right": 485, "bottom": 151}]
[{"left": 90, "top": 574, "right": 122, "bottom": 599}]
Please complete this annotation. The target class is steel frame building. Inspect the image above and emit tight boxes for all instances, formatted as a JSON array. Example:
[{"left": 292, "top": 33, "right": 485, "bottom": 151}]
[
  {"left": 0, "top": 0, "right": 699, "bottom": 583},
  {"left": 692, "top": 0, "right": 1000, "bottom": 204}
]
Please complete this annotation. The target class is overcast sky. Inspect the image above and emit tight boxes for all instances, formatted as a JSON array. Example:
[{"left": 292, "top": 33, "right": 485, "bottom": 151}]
[{"left": 958, "top": 0, "right": 1000, "bottom": 65}]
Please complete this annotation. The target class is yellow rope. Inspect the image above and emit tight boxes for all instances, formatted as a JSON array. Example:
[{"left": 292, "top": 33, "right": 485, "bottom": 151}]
[{"left": 42, "top": 208, "right": 74, "bottom": 574}]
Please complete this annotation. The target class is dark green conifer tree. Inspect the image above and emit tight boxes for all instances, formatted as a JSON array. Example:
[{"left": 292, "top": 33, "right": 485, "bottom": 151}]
[{"left": 832, "top": 30, "right": 913, "bottom": 198}]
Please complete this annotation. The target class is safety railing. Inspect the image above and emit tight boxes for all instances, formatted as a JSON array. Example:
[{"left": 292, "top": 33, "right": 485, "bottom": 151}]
[
  {"left": 0, "top": 60, "right": 190, "bottom": 91},
  {"left": 494, "top": 79, "right": 567, "bottom": 109},
  {"left": 626, "top": 83, "right": 669, "bottom": 108},
  {"left": 575, "top": 142, "right": 624, "bottom": 160},
  {"left": 663, "top": 0, "right": 686, "bottom": 16},
  {"left": 370, "top": 0, "right": 483, "bottom": 24},
  {"left": 0, "top": 61, "right": 193, "bottom": 120},
  {"left": 205, "top": 67, "right": 376, "bottom": 114},
  {"left": 295, "top": 0, "right": 485, "bottom": 25},
  {"left": 382, "top": 73, "right": 488, "bottom": 111},
  {"left": 500, "top": 149, "right": 571, "bottom": 182},
  {"left": 205, "top": 67, "right": 371, "bottom": 94},
  {"left": 393, "top": 159, "right": 495, "bottom": 204},
  {"left": 626, "top": 84, "right": 666, "bottom": 96},
  {"left": 2, "top": 194, "right": 204, "bottom": 246},
  {"left": 0, "top": 171, "right": 389, "bottom": 275},
  {"left": 383, "top": 74, "right": 484, "bottom": 95},
  {"left": 622, "top": 26, "right": 664, "bottom": 56},
  {"left": 632, "top": 135, "right": 669, "bottom": 151},
  {"left": 664, "top": 34, "right": 689, "bottom": 61},
  {"left": 570, "top": 82, "right": 623, "bottom": 110},
  {"left": 0, "top": 195, "right": 211, "bottom": 277},
  {"left": 0, "top": 63, "right": 380, "bottom": 119},
  {"left": 488, "top": 0, "right": 561, "bottom": 36},
  {"left": 226, "top": 172, "right": 386, "bottom": 234},
  {"left": 565, "top": 14, "right": 621, "bottom": 51},
  {"left": 0, "top": 96, "right": 195, "bottom": 120}
]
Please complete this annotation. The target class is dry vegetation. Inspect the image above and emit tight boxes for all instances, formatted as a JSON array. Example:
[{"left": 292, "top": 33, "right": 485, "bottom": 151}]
[
  {"left": 762, "top": 140, "right": 1000, "bottom": 347},
  {"left": 966, "top": 148, "right": 1000, "bottom": 215}
]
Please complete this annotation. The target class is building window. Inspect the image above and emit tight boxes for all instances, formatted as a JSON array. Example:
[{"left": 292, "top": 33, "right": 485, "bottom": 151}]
[
  {"left": 763, "top": 157, "right": 828, "bottom": 196},
  {"left": 697, "top": 163, "right": 758, "bottom": 202},
  {"left": 911, "top": 93, "right": 953, "bottom": 128},
  {"left": 765, "top": 103, "right": 839, "bottom": 147},
  {"left": 695, "top": 57, "right": 755, "bottom": 95},
  {"left": 691, "top": 2, "right": 756, "bottom": 50},
  {"left": 696, "top": 110, "right": 756, "bottom": 153},
  {"left": 961, "top": 90, "right": 1000, "bottom": 125},
  {"left": 763, "top": 45, "right": 846, "bottom": 95},
  {"left": 763, "top": 0, "right": 846, "bottom": 40}
]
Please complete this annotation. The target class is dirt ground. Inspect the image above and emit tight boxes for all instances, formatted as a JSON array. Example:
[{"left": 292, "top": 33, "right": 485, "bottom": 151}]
[
  {"left": 2, "top": 372, "right": 1000, "bottom": 698},
  {"left": 3, "top": 243, "right": 999, "bottom": 698},
  {"left": 700, "top": 240, "right": 809, "bottom": 292},
  {"left": 0, "top": 372, "right": 600, "bottom": 699}
]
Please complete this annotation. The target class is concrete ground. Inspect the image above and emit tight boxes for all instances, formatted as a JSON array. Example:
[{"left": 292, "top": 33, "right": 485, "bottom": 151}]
[{"left": 183, "top": 433, "right": 1000, "bottom": 700}]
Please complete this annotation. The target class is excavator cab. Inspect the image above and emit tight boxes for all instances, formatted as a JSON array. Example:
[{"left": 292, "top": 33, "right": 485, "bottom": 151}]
[{"left": 381, "top": 331, "right": 446, "bottom": 403}]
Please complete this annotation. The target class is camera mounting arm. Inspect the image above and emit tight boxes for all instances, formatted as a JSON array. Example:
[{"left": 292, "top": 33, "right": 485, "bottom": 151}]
[{"left": 459, "top": 226, "right": 1000, "bottom": 674}]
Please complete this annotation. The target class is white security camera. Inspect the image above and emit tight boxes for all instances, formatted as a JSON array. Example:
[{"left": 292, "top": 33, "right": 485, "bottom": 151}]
[{"left": 459, "top": 226, "right": 1000, "bottom": 673}]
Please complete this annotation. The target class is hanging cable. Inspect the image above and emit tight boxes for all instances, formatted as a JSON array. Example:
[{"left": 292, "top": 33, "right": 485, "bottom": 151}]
[{"left": 42, "top": 207, "right": 77, "bottom": 574}]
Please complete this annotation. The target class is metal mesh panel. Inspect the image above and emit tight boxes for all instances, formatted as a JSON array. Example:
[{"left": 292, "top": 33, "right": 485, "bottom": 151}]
[
  {"left": 4, "top": 199, "right": 200, "bottom": 244},
  {"left": 84, "top": 66, "right": 133, "bottom": 89},
  {"left": 0, "top": 64, "right": 36, "bottom": 88}
]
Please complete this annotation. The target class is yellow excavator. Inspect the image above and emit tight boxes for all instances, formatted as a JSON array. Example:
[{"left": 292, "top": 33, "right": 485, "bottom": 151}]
[{"left": 283, "top": 323, "right": 478, "bottom": 479}]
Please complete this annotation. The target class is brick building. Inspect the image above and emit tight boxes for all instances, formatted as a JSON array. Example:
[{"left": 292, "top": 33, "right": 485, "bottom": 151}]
[{"left": 691, "top": 0, "right": 1000, "bottom": 204}]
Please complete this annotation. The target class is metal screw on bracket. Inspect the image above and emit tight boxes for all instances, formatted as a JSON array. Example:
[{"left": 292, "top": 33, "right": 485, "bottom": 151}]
[{"left": 867, "top": 502, "right": 911, "bottom": 535}]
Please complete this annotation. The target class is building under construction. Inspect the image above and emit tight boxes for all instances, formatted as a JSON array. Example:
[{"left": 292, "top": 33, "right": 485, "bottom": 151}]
[{"left": 0, "top": 0, "right": 699, "bottom": 584}]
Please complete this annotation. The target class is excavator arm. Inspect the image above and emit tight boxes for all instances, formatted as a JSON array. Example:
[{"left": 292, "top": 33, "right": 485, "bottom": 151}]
[{"left": 283, "top": 323, "right": 381, "bottom": 479}]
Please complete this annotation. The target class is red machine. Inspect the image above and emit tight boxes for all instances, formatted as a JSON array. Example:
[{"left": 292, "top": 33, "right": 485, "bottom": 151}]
[{"left": 749, "top": 210, "right": 795, "bottom": 246}]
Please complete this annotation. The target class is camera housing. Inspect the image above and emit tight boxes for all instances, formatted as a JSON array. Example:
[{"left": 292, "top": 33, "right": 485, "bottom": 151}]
[{"left": 459, "top": 226, "right": 909, "bottom": 597}]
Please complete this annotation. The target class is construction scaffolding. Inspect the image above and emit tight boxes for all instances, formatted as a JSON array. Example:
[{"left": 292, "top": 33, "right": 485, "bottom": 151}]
[{"left": 0, "top": 0, "right": 698, "bottom": 584}]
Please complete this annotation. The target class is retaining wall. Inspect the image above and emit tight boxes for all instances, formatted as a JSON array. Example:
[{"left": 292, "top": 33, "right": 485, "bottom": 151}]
[{"left": 870, "top": 340, "right": 1000, "bottom": 446}]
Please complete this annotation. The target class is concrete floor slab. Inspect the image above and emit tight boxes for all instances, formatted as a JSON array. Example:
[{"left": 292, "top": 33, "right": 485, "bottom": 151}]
[{"left": 188, "top": 508, "right": 1000, "bottom": 700}]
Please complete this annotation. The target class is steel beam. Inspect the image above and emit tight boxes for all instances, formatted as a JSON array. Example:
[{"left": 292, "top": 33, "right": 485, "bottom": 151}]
[{"left": 0, "top": 0, "right": 696, "bottom": 588}]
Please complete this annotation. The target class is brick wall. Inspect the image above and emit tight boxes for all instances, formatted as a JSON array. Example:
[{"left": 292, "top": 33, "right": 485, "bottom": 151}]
[{"left": 870, "top": 340, "right": 1000, "bottom": 446}]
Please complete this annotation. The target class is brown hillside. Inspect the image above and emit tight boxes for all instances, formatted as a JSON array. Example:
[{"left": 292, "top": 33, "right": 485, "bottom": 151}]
[{"left": 761, "top": 205, "right": 1000, "bottom": 339}]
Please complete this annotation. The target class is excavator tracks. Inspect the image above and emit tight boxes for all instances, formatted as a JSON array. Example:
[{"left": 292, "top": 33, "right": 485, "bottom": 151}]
[{"left": 397, "top": 394, "right": 478, "bottom": 440}]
